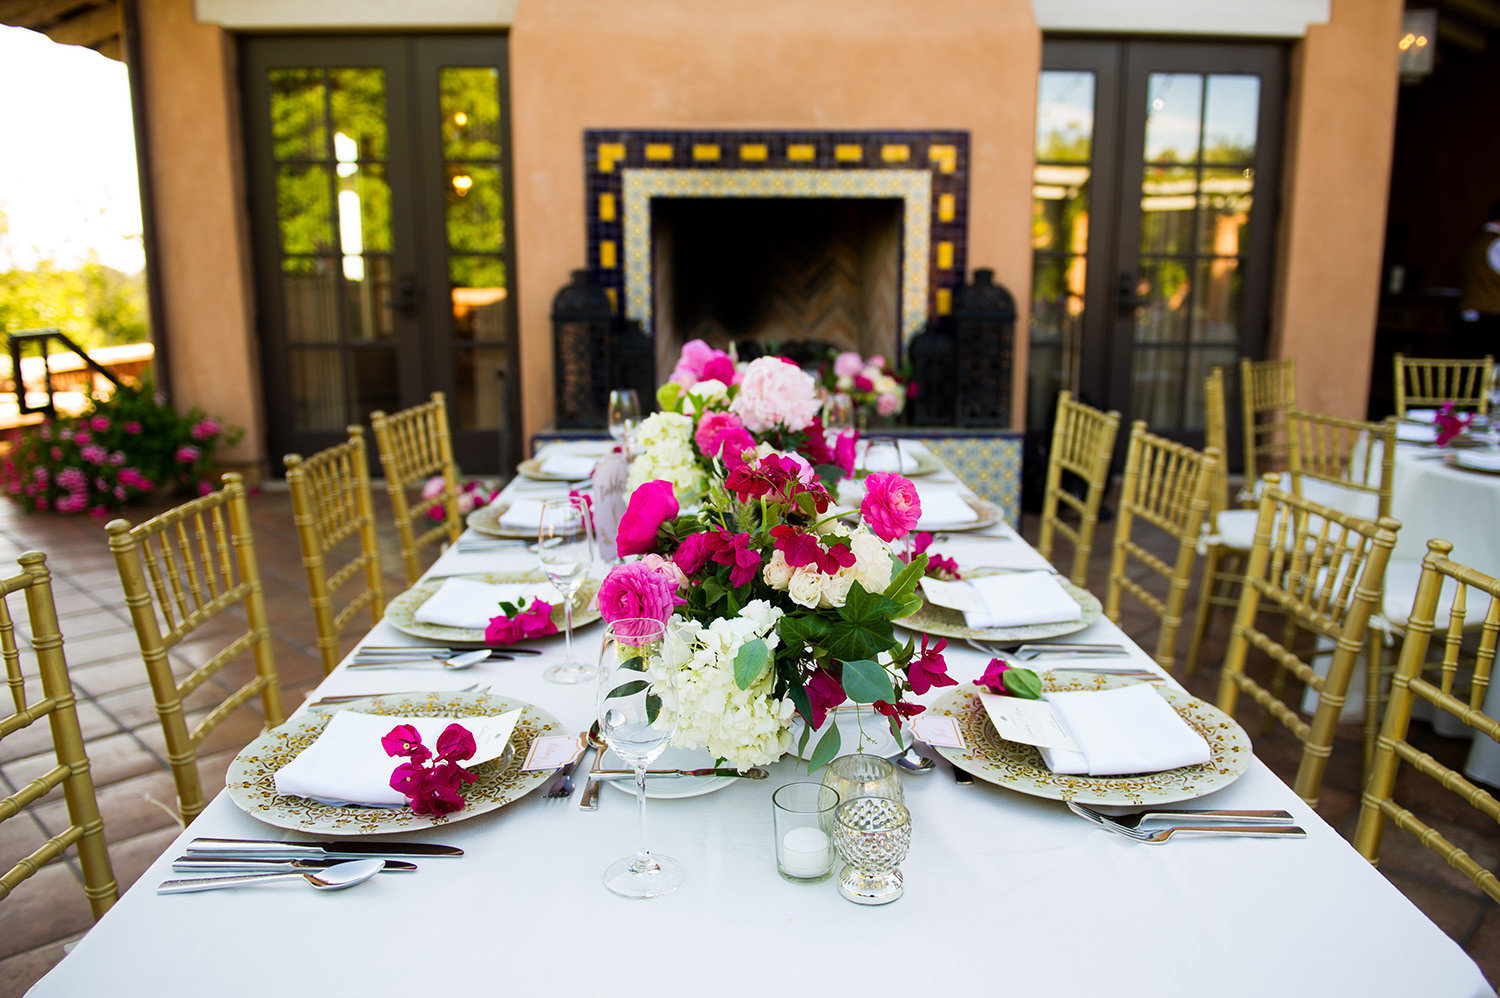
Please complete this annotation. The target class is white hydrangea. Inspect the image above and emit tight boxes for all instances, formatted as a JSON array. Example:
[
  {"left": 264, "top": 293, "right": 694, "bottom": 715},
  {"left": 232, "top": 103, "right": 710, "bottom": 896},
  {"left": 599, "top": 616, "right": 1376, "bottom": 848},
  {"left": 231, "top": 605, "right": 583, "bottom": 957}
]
[
  {"left": 650, "top": 603, "right": 795, "bottom": 768},
  {"left": 626, "top": 411, "right": 707, "bottom": 502}
]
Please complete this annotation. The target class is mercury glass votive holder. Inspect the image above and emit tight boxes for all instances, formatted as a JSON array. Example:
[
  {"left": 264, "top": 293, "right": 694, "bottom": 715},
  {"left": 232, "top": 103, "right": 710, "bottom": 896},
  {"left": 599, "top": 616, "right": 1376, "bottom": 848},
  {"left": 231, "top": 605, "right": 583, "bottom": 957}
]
[
  {"left": 832, "top": 796, "right": 912, "bottom": 905},
  {"left": 821, "top": 752, "right": 903, "bottom": 806}
]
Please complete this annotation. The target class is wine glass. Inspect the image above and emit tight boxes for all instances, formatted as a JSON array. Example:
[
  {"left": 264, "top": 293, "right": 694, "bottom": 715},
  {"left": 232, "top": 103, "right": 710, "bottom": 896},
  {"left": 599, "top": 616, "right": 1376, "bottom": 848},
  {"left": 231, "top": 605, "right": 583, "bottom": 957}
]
[
  {"left": 1487, "top": 364, "right": 1500, "bottom": 451},
  {"left": 824, "top": 393, "right": 855, "bottom": 441},
  {"left": 597, "top": 618, "right": 684, "bottom": 898},
  {"left": 607, "top": 389, "right": 641, "bottom": 456},
  {"left": 861, "top": 436, "right": 905, "bottom": 476},
  {"left": 537, "top": 497, "right": 595, "bottom": 684}
]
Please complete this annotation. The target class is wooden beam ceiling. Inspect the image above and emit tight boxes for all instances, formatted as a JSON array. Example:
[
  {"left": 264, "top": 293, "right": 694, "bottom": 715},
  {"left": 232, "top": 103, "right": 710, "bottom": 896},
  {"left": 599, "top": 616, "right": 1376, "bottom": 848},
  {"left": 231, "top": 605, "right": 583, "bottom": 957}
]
[{"left": 0, "top": 0, "right": 120, "bottom": 61}]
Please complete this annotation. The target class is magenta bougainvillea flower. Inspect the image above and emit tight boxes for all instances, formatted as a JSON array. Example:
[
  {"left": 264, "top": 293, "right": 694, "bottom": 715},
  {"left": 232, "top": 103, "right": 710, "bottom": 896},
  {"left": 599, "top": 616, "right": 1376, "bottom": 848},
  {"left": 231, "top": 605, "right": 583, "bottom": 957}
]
[{"left": 382, "top": 723, "right": 480, "bottom": 816}]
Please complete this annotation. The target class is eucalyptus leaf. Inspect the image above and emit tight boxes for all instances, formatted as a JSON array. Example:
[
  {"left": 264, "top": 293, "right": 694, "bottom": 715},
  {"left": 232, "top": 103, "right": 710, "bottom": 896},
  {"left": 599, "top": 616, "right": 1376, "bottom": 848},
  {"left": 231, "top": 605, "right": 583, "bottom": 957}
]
[
  {"left": 646, "top": 693, "right": 662, "bottom": 724},
  {"left": 733, "top": 638, "right": 770, "bottom": 690},
  {"left": 840, "top": 658, "right": 896, "bottom": 705},
  {"left": 806, "top": 722, "right": 842, "bottom": 772},
  {"left": 606, "top": 679, "right": 649, "bottom": 700},
  {"left": 619, "top": 655, "right": 646, "bottom": 672}
]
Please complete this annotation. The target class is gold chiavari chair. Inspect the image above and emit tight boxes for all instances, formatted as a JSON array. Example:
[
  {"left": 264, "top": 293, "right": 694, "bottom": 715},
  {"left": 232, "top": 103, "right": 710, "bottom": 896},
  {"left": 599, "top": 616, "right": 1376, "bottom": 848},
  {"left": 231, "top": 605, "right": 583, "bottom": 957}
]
[
  {"left": 1103, "top": 421, "right": 1218, "bottom": 676},
  {"left": 1217, "top": 475, "right": 1400, "bottom": 807},
  {"left": 0, "top": 552, "right": 117, "bottom": 919},
  {"left": 107, "top": 473, "right": 285, "bottom": 824},
  {"left": 1240, "top": 357, "right": 1296, "bottom": 504},
  {"left": 1355, "top": 539, "right": 1500, "bottom": 898},
  {"left": 285, "top": 426, "right": 386, "bottom": 676},
  {"left": 370, "top": 392, "right": 462, "bottom": 586},
  {"left": 1393, "top": 353, "right": 1493, "bottom": 417},
  {"left": 1186, "top": 366, "right": 1261, "bottom": 674},
  {"left": 1284, "top": 409, "right": 1397, "bottom": 523},
  {"left": 1037, "top": 390, "right": 1121, "bottom": 587}
]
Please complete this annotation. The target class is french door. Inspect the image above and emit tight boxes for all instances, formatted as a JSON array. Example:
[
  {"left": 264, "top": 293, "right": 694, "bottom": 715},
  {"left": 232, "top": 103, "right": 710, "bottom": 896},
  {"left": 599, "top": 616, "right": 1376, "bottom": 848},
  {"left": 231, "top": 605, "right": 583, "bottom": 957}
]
[
  {"left": 1028, "top": 40, "right": 1286, "bottom": 460},
  {"left": 242, "top": 35, "right": 520, "bottom": 473}
]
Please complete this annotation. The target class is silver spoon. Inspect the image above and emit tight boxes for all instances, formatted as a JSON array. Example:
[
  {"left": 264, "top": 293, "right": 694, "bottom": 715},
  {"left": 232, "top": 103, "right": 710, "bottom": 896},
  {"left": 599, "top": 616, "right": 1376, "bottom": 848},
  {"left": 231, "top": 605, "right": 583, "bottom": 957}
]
[
  {"left": 157, "top": 858, "right": 385, "bottom": 895},
  {"left": 346, "top": 649, "right": 492, "bottom": 671},
  {"left": 893, "top": 742, "right": 935, "bottom": 775}
]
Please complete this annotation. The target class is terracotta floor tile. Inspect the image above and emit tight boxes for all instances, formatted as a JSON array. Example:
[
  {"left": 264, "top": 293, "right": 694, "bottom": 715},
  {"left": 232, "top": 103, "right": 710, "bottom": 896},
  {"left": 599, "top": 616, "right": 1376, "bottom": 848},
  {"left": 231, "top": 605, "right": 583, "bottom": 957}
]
[
  {"left": 2, "top": 731, "right": 163, "bottom": 790},
  {"left": 0, "top": 860, "right": 94, "bottom": 960}
]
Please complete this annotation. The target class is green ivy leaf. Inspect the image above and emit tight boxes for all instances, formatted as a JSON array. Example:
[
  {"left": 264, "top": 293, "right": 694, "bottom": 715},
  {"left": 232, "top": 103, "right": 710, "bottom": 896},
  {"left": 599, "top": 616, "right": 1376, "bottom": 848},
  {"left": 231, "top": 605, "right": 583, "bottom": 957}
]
[
  {"left": 1002, "top": 668, "right": 1043, "bottom": 700},
  {"left": 840, "top": 658, "right": 896, "bottom": 705},
  {"left": 733, "top": 638, "right": 770, "bottom": 690}
]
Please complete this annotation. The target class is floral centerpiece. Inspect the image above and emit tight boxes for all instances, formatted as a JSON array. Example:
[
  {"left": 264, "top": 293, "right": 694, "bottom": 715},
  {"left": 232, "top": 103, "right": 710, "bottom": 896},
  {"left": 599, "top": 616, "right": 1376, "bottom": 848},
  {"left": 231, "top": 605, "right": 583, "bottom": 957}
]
[
  {"left": 818, "top": 350, "right": 913, "bottom": 424},
  {"left": 595, "top": 350, "right": 958, "bottom": 771}
]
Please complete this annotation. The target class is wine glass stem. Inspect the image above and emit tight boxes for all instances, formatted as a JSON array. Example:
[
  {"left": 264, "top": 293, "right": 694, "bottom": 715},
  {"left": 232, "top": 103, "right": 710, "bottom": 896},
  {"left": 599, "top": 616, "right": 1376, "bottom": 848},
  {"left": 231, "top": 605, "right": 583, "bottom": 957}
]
[
  {"left": 563, "top": 600, "right": 574, "bottom": 663},
  {"left": 633, "top": 764, "right": 654, "bottom": 873}
]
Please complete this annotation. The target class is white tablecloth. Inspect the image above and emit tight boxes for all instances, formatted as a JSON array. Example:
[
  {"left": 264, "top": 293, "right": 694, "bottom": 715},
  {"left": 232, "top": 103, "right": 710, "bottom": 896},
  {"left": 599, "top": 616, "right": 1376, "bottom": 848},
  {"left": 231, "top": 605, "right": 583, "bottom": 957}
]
[{"left": 28, "top": 444, "right": 1492, "bottom": 998}]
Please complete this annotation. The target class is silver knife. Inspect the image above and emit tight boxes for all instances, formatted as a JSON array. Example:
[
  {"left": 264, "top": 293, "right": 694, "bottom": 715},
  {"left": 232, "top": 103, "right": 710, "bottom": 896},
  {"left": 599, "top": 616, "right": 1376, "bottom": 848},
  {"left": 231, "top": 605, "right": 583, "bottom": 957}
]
[
  {"left": 185, "top": 837, "right": 463, "bottom": 859},
  {"left": 171, "top": 856, "right": 418, "bottom": 874},
  {"left": 579, "top": 741, "right": 610, "bottom": 811},
  {"left": 589, "top": 767, "right": 769, "bottom": 780}
]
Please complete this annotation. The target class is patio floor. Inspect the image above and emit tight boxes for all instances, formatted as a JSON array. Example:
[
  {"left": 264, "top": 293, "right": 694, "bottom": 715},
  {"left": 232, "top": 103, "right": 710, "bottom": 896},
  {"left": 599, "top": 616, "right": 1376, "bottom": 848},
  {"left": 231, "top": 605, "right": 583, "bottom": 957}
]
[{"left": 0, "top": 483, "right": 1494, "bottom": 995}]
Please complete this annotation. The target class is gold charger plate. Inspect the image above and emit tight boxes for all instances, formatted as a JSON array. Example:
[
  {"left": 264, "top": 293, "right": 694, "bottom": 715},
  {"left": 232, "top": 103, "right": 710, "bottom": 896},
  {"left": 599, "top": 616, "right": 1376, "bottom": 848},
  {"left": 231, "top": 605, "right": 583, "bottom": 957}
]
[
  {"left": 466, "top": 500, "right": 540, "bottom": 538},
  {"left": 225, "top": 692, "right": 565, "bottom": 833},
  {"left": 897, "top": 570, "right": 1101, "bottom": 643},
  {"left": 384, "top": 571, "right": 601, "bottom": 645},
  {"left": 929, "top": 676, "right": 1251, "bottom": 805},
  {"left": 1445, "top": 451, "right": 1500, "bottom": 475},
  {"left": 517, "top": 456, "right": 596, "bottom": 482}
]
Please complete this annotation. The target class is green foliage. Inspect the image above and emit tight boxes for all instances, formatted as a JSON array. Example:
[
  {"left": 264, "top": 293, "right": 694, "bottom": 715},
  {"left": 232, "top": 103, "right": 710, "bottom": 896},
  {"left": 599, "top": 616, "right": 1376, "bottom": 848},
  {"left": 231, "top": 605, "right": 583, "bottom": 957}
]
[
  {"left": 0, "top": 259, "right": 147, "bottom": 352},
  {"left": 1002, "top": 668, "right": 1044, "bottom": 700},
  {"left": 1, "top": 379, "right": 242, "bottom": 515},
  {"left": 733, "top": 638, "right": 770, "bottom": 690},
  {"left": 839, "top": 658, "right": 897, "bottom": 705},
  {"left": 823, "top": 582, "right": 902, "bottom": 662}
]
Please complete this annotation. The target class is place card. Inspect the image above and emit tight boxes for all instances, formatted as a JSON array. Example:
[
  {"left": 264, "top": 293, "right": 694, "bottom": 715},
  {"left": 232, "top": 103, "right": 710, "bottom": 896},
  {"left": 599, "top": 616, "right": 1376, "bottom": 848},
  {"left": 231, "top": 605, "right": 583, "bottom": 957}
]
[
  {"left": 522, "top": 734, "right": 584, "bottom": 772},
  {"left": 978, "top": 693, "right": 1080, "bottom": 752},
  {"left": 911, "top": 714, "right": 965, "bottom": 749}
]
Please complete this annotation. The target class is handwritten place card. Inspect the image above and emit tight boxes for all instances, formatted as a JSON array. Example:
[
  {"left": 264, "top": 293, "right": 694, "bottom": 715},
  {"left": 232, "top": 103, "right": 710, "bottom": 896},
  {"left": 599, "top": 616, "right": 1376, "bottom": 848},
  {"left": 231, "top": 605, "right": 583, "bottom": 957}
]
[
  {"left": 911, "top": 714, "right": 966, "bottom": 749},
  {"left": 978, "top": 693, "right": 1080, "bottom": 752},
  {"left": 522, "top": 734, "right": 584, "bottom": 772}
]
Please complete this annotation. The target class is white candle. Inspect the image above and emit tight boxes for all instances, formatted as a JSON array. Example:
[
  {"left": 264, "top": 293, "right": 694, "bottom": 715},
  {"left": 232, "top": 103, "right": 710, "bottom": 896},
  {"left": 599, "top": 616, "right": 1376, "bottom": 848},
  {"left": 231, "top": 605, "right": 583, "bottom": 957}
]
[{"left": 781, "top": 826, "right": 831, "bottom": 878}]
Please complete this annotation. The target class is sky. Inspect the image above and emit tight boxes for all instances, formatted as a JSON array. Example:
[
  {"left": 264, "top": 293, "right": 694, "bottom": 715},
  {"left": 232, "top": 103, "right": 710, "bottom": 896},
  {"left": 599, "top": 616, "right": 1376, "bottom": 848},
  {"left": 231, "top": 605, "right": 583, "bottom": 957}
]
[{"left": 0, "top": 25, "right": 144, "bottom": 274}]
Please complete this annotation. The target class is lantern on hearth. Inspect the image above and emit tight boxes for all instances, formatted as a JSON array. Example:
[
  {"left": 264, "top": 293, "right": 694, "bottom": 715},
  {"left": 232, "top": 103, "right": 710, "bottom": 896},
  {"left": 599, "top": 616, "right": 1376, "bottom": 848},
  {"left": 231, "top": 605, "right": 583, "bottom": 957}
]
[
  {"left": 952, "top": 269, "right": 1015, "bottom": 427},
  {"left": 551, "top": 270, "right": 613, "bottom": 428}
]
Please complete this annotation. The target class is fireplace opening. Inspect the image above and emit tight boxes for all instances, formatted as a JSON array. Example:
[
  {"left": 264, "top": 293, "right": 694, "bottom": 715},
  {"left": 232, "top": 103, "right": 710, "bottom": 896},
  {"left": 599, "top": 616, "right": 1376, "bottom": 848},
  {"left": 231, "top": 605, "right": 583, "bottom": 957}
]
[{"left": 651, "top": 197, "right": 904, "bottom": 379}]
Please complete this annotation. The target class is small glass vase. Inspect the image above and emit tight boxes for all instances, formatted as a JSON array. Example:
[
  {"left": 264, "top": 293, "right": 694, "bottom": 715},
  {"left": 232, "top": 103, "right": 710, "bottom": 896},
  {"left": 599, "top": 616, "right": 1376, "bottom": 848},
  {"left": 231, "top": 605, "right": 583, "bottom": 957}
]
[
  {"left": 833, "top": 796, "right": 912, "bottom": 905},
  {"left": 821, "top": 752, "right": 904, "bottom": 805}
]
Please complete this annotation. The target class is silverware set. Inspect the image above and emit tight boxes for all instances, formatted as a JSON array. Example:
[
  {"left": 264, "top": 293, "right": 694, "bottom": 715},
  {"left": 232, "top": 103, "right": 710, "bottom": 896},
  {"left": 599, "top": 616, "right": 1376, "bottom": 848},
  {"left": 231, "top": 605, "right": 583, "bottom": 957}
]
[
  {"left": 158, "top": 838, "right": 464, "bottom": 894},
  {"left": 1066, "top": 801, "right": 1305, "bottom": 843},
  {"left": 347, "top": 646, "right": 540, "bottom": 669}
]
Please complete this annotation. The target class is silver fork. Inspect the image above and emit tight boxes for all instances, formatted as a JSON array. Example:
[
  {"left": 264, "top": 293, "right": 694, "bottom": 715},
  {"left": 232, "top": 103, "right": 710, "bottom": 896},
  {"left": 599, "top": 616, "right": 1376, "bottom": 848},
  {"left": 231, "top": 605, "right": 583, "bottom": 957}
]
[
  {"left": 1066, "top": 801, "right": 1305, "bottom": 843},
  {"left": 1067, "top": 799, "right": 1293, "bottom": 829},
  {"left": 543, "top": 732, "right": 592, "bottom": 799}
]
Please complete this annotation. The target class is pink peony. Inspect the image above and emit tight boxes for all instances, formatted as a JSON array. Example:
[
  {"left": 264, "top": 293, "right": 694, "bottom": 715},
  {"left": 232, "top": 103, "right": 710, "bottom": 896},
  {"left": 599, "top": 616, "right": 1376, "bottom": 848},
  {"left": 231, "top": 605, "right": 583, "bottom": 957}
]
[
  {"left": 861, "top": 472, "right": 921, "bottom": 542},
  {"left": 729, "top": 356, "right": 822, "bottom": 432},
  {"left": 876, "top": 393, "right": 900, "bottom": 417},
  {"left": 834, "top": 351, "right": 864, "bottom": 379},
  {"left": 615, "top": 480, "right": 679, "bottom": 557},
  {"left": 673, "top": 531, "right": 713, "bottom": 576},
  {"left": 596, "top": 562, "right": 686, "bottom": 642},
  {"left": 669, "top": 338, "right": 734, "bottom": 388},
  {"left": 695, "top": 411, "right": 748, "bottom": 460}
]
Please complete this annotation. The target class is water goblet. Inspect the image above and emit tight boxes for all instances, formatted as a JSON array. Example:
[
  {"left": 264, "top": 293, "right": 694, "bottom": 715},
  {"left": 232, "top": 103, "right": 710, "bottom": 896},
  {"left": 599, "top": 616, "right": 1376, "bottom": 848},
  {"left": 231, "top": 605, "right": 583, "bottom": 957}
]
[
  {"left": 861, "top": 436, "right": 905, "bottom": 477},
  {"left": 832, "top": 796, "right": 912, "bottom": 905},
  {"left": 538, "top": 497, "right": 595, "bottom": 684},
  {"left": 1487, "top": 365, "right": 1500, "bottom": 451},
  {"left": 824, "top": 393, "right": 855, "bottom": 441},
  {"left": 597, "top": 618, "right": 685, "bottom": 899},
  {"left": 607, "top": 389, "right": 641, "bottom": 457}
]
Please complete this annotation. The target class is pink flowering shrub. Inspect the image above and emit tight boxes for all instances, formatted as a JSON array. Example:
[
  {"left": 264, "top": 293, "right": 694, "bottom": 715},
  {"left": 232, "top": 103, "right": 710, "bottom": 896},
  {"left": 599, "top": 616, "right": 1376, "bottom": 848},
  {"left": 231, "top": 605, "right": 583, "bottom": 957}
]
[{"left": 1, "top": 380, "right": 241, "bottom": 515}]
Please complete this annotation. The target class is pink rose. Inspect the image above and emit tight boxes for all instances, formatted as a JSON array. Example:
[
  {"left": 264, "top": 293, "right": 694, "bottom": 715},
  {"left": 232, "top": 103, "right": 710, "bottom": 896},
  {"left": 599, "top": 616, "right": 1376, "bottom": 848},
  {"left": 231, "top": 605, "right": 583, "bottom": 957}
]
[
  {"left": 860, "top": 472, "right": 921, "bottom": 542},
  {"left": 728, "top": 356, "right": 821, "bottom": 433},
  {"left": 702, "top": 354, "right": 738, "bottom": 385},
  {"left": 834, "top": 351, "right": 864, "bottom": 379},
  {"left": 669, "top": 338, "right": 733, "bottom": 388},
  {"left": 616, "top": 480, "right": 679, "bottom": 557},
  {"left": 596, "top": 562, "right": 685, "bottom": 641},
  {"left": 640, "top": 553, "right": 688, "bottom": 589},
  {"left": 876, "top": 392, "right": 900, "bottom": 417}
]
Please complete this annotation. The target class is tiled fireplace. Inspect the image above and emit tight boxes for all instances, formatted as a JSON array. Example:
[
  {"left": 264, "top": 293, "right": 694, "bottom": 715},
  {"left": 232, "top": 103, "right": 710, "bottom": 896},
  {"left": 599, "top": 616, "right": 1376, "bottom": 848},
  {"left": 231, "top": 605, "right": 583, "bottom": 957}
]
[{"left": 583, "top": 129, "right": 969, "bottom": 377}]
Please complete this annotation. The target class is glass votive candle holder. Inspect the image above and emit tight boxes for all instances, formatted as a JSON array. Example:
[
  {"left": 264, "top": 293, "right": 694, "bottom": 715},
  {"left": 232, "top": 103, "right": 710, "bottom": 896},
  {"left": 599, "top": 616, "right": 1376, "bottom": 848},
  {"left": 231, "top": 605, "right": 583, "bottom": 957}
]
[
  {"left": 772, "top": 782, "right": 840, "bottom": 883},
  {"left": 821, "top": 752, "right": 903, "bottom": 806},
  {"left": 832, "top": 795, "right": 912, "bottom": 905}
]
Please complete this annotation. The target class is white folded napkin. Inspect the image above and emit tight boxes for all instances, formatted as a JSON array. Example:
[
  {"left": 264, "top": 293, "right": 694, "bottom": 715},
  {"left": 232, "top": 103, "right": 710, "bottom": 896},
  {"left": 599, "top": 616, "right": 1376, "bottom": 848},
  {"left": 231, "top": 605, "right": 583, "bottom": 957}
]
[
  {"left": 1404, "top": 408, "right": 1440, "bottom": 424},
  {"left": 274, "top": 709, "right": 519, "bottom": 807},
  {"left": 915, "top": 490, "right": 979, "bottom": 528},
  {"left": 537, "top": 453, "right": 598, "bottom": 479},
  {"left": 920, "top": 570, "right": 1080, "bottom": 628},
  {"left": 1038, "top": 684, "right": 1211, "bottom": 776},
  {"left": 1456, "top": 451, "right": 1500, "bottom": 472},
  {"left": 1395, "top": 422, "right": 1438, "bottom": 443},
  {"left": 414, "top": 577, "right": 560, "bottom": 630},
  {"left": 496, "top": 497, "right": 547, "bottom": 531}
]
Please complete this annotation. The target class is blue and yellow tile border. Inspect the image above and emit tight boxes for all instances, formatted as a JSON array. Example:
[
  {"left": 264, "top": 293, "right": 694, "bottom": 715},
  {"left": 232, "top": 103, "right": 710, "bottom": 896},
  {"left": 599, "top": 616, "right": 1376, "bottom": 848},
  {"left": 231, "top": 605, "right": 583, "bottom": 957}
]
[{"left": 584, "top": 129, "right": 969, "bottom": 347}]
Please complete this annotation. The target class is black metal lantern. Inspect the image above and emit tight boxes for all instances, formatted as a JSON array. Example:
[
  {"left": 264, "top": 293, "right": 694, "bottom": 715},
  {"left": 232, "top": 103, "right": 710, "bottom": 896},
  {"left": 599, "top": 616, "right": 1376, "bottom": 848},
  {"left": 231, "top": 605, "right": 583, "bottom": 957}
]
[
  {"left": 952, "top": 269, "right": 1015, "bottom": 427},
  {"left": 551, "top": 270, "right": 613, "bottom": 428}
]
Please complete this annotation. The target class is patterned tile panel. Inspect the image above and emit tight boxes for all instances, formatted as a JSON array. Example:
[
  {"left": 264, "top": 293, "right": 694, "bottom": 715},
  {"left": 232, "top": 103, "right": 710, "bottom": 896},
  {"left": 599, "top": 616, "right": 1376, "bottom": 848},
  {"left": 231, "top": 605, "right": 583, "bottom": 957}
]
[{"left": 916, "top": 433, "right": 1023, "bottom": 528}]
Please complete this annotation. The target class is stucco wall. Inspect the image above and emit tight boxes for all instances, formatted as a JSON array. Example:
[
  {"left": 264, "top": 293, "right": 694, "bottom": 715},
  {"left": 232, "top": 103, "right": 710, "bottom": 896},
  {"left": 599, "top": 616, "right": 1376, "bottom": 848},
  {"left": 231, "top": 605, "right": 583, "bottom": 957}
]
[
  {"left": 509, "top": 0, "right": 1041, "bottom": 440},
  {"left": 136, "top": 0, "right": 263, "bottom": 469},
  {"left": 1273, "top": 0, "right": 1403, "bottom": 418}
]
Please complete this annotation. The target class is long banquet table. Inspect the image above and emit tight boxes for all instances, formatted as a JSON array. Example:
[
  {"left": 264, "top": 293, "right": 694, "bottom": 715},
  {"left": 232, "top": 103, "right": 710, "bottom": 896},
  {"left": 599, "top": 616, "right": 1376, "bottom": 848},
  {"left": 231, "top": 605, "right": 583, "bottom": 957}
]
[{"left": 28, "top": 443, "right": 1494, "bottom": 998}]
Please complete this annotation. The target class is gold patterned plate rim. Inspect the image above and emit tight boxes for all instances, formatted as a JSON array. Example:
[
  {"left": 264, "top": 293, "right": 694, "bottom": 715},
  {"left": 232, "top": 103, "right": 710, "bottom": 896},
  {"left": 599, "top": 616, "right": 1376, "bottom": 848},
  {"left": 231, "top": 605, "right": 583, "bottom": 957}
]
[
  {"left": 517, "top": 456, "right": 596, "bottom": 482},
  {"left": 897, "top": 571, "right": 1102, "bottom": 643},
  {"left": 929, "top": 676, "right": 1251, "bottom": 805},
  {"left": 913, "top": 493, "right": 1001, "bottom": 533},
  {"left": 225, "top": 692, "right": 566, "bottom": 833},
  {"left": 384, "top": 571, "right": 601, "bottom": 645},
  {"left": 467, "top": 500, "right": 549, "bottom": 538},
  {"left": 1445, "top": 451, "right": 1500, "bottom": 475}
]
